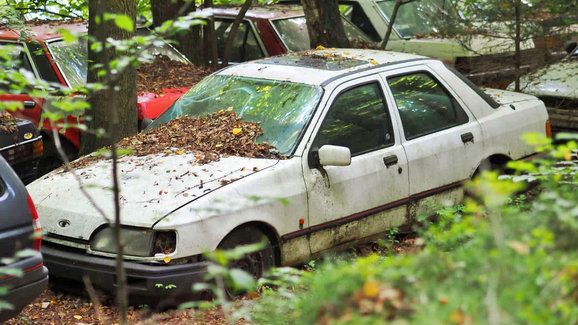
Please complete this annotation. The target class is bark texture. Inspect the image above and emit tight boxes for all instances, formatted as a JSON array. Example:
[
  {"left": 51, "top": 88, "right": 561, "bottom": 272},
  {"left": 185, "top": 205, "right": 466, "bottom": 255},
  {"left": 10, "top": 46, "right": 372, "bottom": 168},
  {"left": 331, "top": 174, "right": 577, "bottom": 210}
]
[
  {"left": 221, "top": 0, "right": 253, "bottom": 67},
  {"left": 81, "top": 0, "right": 137, "bottom": 155},
  {"left": 300, "top": 0, "right": 350, "bottom": 48},
  {"left": 151, "top": 0, "right": 204, "bottom": 65}
]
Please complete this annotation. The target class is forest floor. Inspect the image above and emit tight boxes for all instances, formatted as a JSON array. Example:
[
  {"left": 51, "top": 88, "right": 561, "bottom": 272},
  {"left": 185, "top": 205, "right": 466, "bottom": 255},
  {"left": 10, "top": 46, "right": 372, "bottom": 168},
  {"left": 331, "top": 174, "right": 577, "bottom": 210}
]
[{"left": 7, "top": 235, "right": 419, "bottom": 325}]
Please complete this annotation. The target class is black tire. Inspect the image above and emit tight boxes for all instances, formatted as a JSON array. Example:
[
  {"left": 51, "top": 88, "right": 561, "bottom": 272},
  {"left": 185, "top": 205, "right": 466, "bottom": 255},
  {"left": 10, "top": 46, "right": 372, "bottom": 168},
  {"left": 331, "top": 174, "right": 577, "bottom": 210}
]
[{"left": 218, "top": 226, "right": 276, "bottom": 288}]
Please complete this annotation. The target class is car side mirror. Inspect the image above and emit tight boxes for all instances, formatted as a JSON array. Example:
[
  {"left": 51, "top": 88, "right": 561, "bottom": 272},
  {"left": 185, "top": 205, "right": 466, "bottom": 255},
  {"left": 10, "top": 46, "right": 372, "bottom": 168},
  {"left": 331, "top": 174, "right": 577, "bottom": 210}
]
[{"left": 318, "top": 145, "right": 351, "bottom": 167}]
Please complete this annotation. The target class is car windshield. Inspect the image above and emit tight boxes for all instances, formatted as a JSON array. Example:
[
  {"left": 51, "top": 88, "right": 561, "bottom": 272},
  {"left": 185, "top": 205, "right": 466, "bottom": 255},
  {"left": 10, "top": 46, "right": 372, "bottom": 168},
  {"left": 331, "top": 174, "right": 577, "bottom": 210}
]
[
  {"left": 46, "top": 29, "right": 187, "bottom": 88},
  {"left": 151, "top": 75, "right": 323, "bottom": 156},
  {"left": 272, "top": 16, "right": 373, "bottom": 52},
  {"left": 376, "top": 0, "right": 460, "bottom": 38},
  {"left": 47, "top": 39, "right": 87, "bottom": 88}
]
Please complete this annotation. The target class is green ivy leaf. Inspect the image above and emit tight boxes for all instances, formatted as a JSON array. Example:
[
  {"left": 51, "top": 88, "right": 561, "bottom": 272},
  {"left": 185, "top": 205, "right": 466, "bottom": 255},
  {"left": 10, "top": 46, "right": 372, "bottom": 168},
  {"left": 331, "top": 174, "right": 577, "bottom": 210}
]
[
  {"left": 113, "top": 14, "right": 134, "bottom": 32},
  {"left": 229, "top": 268, "right": 256, "bottom": 291}
]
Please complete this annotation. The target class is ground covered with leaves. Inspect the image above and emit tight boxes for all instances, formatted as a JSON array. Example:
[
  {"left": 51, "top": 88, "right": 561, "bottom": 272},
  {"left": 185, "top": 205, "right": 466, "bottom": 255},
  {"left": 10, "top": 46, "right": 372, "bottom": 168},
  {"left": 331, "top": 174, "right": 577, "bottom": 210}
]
[
  {"left": 6, "top": 288, "right": 239, "bottom": 325},
  {"left": 136, "top": 55, "right": 211, "bottom": 94},
  {"left": 6, "top": 237, "right": 418, "bottom": 325}
]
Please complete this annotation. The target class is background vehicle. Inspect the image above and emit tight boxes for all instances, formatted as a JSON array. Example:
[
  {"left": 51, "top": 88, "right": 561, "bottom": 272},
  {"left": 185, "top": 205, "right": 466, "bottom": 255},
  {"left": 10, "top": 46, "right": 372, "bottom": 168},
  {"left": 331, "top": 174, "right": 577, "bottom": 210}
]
[
  {"left": 313, "top": 0, "right": 541, "bottom": 86},
  {"left": 0, "top": 155, "right": 48, "bottom": 322},
  {"left": 509, "top": 43, "right": 578, "bottom": 132},
  {"left": 0, "top": 21, "right": 193, "bottom": 173},
  {"left": 0, "top": 114, "right": 43, "bottom": 184},
  {"left": 29, "top": 49, "right": 548, "bottom": 301},
  {"left": 201, "top": 5, "right": 373, "bottom": 64}
]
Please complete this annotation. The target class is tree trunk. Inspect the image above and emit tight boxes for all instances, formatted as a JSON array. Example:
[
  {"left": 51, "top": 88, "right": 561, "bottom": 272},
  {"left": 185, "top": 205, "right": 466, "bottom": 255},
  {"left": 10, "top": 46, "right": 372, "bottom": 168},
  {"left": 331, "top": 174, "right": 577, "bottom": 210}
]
[
  {"left": 300, "top": 0, "right": 350, "bottom": 48},
  {"left": 151, "top": 0, "right": 204, "bottom": 65},
  {"left": 203, "top": 0, "right": 218, "bottom": 71},
  {"left": 81, "top": 0, "right": 137, "bottom": 155},
  {"left": 84, "top": 3, "right": 135, "bottom": 323},
  {"left": 221, "top": 0, "right": 253, "bottom": 67},
  {"left": 514, "top": 0, "right": 522, "bottom": 92}
]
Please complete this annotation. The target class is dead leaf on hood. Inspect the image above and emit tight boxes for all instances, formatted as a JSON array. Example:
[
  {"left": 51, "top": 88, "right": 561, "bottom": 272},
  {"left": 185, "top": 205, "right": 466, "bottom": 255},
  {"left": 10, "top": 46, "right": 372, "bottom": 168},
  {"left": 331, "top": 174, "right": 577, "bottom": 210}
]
[
  {"left": 0, "top": 111, "right": 17, "bottom": 133},
  {"left": 69, "top": 111, "right": 283, "bottom": 169}
]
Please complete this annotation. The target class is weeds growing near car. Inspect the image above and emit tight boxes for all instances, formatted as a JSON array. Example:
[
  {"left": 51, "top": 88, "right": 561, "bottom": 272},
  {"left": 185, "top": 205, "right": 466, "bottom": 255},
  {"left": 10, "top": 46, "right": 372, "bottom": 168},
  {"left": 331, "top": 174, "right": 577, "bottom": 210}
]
[{"left": 246, "top": 133, "right": 578, "bottom": 324}]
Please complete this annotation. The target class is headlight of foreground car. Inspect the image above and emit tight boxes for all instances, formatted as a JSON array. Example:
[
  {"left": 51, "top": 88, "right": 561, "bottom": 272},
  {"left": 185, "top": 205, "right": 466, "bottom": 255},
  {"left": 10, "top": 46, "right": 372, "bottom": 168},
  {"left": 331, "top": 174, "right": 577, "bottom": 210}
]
[{"left": 90, "top": 227, "right": 176, "bottom": 257}]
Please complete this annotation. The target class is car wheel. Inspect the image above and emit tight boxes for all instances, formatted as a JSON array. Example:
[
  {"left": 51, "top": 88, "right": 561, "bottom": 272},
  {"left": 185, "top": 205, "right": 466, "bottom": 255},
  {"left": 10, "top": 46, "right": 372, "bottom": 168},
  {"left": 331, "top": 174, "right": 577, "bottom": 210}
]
[{"left": 218, "top": 226, "right": 275, "bottom": 293}]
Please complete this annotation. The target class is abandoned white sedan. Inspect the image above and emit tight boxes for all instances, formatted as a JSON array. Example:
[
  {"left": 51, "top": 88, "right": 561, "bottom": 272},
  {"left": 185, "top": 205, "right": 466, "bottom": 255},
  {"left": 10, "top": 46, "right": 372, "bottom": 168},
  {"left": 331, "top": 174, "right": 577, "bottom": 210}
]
[{"left": 28, "top": 49, "right": 548, "bottom": 299}]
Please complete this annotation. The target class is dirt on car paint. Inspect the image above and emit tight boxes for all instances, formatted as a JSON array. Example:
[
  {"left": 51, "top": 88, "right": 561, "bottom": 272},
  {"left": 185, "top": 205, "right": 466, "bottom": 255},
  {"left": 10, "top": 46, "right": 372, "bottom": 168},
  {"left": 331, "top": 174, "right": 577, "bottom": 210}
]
[
  {"left": 0, "top": 111, "right": 17, "bottom": 133},
  {"left": 70, "top": 110, "right": 282, "bottom": 169},
  {"left": 136, "top": 55, "right": 211, "bottom": 94}
]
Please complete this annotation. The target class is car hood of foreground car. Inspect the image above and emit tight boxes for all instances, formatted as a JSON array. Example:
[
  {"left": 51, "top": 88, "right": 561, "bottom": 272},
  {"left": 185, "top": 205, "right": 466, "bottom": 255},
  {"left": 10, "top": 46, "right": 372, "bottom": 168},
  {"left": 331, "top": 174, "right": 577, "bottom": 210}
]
[
  {"left": 27, "top": 153, "right": 279, "bottom": 240},
  {"left": 508, "top": 58, "right": 578, "bottom": 100}
]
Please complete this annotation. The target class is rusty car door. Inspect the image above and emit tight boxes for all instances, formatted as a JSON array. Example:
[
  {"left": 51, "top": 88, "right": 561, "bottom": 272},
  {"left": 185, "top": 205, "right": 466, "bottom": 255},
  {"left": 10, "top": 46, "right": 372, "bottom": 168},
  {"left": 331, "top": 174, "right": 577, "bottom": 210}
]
[{"left": 301, "top": 75, "right": 410, "bottom": 255}]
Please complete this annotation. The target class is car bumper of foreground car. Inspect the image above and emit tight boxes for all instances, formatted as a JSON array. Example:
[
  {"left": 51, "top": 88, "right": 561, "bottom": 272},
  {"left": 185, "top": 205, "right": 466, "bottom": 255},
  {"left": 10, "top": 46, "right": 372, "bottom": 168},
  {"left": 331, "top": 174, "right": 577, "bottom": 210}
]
[
  {"left": 41, "top": 244, "right": 210, "bottom": 300},
  {"left": 0, "top": 252, "right": 49, "bottom": 322}
]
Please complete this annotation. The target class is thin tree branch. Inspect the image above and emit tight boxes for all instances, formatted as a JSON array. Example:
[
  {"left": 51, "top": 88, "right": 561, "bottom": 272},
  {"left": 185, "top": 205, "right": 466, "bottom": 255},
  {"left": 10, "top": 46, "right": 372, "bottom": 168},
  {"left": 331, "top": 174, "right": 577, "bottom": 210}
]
[
  {"left": 221, "top": 0, "right": 252, "bottom": 67},
  {"left": 12, "top": 6, "right": 83, "bottom": 19},
  {"left": 380, "top": 0, "right": 418, "bottom": 50}
]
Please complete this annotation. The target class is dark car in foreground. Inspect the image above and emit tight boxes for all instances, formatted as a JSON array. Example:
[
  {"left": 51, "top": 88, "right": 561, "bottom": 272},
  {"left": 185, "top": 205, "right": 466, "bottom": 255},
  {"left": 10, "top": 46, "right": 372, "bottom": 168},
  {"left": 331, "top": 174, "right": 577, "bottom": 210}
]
[
  {"left": 0, "top": 156, "right": 48, "bottom": 322},
  {"left": 0, "top": 113, "right": 43, "bottom": 184}
]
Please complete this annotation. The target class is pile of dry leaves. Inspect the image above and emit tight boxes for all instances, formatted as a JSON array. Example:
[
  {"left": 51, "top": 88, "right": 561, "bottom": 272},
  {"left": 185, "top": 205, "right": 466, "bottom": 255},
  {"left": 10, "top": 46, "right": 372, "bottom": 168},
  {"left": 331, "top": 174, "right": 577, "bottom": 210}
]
[
  {"left": 136, "top": 55, "right": 211, "bottom": 94},
  {"left": 0, "top": 111, "right": 17, "bottom": 133},
  {"left": 118, "top": 110, "right": 281, "bottom": 163}
]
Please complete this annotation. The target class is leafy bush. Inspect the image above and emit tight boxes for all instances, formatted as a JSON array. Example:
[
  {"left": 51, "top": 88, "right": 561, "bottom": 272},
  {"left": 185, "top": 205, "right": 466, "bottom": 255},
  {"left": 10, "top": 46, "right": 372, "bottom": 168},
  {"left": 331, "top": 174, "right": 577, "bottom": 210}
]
[{"left": 250, "top": 134, "right": 578, "bottom": 324}]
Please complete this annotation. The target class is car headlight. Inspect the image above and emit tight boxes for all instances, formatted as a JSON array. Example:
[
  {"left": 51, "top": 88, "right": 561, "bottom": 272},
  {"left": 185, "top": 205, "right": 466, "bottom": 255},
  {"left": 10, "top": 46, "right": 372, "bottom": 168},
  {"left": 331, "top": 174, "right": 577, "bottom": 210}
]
[{"left": 90, "top": 227, "right": 176, "bottom": 257}]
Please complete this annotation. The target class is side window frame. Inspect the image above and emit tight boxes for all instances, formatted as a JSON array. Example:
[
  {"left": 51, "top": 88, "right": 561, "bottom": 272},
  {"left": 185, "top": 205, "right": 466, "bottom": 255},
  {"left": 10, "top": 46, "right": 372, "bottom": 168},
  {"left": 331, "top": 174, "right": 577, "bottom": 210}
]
[
  {"left": 310, "top": 79, "right": 396, "bottom": 158},
  {"left": 214, "top": 17, "right": 266, "bottom": 63},
  {"left": 0, "top": 40, "right": 40, "bottom": 78},
  {"left": 383, "top": 69, "right": 470, "bottom": 141}
]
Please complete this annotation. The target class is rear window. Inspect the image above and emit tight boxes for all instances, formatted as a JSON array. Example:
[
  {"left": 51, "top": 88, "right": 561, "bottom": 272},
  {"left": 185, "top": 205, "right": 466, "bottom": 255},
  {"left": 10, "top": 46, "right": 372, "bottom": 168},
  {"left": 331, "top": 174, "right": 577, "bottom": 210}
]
[{"left": 271, "top": 16, "right": 373, "bottom": 52}]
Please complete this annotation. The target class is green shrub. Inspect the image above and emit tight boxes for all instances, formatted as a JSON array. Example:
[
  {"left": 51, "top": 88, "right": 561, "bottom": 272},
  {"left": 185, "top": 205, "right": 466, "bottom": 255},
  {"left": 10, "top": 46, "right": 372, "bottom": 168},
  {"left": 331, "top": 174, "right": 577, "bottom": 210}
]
[{"left": 250, "top": 135, "right": 578, "bottom": 324}]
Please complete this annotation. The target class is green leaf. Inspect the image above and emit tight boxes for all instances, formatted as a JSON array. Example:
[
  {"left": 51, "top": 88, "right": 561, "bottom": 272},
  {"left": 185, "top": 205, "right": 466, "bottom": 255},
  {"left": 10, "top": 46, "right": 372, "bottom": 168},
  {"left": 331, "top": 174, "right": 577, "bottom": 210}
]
[
  {"left": 113, "top": 14, "right": 134, "bottom": 32},
  {"left": 57, "top": 29, "right": 78, "bottom": 44},
  {"left": 229, "top": 268, "right": 256, "bottom": 291}
]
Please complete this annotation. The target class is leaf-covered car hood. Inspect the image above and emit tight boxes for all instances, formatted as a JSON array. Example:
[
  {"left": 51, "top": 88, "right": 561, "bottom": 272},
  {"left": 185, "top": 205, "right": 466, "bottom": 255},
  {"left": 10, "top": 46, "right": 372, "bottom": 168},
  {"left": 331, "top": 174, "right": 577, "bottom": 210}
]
[
  {"left": 511, "top": 59, "right": 578, "bottom": 100},
  {"left": 27, "top": 153, "right": 278, "bottom": 240}
]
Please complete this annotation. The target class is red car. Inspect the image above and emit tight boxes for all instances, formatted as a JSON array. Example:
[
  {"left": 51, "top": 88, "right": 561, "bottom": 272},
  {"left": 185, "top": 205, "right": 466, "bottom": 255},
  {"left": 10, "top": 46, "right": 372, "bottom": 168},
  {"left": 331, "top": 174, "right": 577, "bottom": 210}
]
[
  {"left": 0, "top": 21, "right": 192, "bottom": 172},
  {"left": 205, "top": 5, "right": 373, "bottom": 63}
]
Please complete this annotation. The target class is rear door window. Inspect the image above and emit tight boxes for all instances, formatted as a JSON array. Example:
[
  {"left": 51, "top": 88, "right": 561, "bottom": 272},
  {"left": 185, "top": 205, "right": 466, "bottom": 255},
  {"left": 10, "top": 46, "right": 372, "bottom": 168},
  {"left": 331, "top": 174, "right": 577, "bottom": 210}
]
[
  {"left": 339, "top": 3, "right": 381, "bottom": 42},
  {"left": 387, "top": 72, "right": 468, "bottom": 140},
  {"left": 271, "top": 16, "right": 374, "bottom": 52},
  {"left": 214, "top": 19, "right": 264, "bottom": 62}
]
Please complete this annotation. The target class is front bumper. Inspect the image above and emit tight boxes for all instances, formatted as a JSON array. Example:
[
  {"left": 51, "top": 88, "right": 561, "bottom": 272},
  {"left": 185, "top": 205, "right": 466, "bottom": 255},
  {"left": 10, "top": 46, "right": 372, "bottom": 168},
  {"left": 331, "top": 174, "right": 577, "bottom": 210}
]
[{"left": 42, "top": 244, "right": 210, "bottom": 299}]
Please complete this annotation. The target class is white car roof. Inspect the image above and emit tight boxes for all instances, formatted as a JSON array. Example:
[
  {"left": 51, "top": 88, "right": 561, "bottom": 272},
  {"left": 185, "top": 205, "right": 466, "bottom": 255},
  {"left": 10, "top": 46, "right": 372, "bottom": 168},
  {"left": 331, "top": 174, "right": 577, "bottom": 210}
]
[{"left": 218, "top": 49, "right": 427, "bottom": 86}]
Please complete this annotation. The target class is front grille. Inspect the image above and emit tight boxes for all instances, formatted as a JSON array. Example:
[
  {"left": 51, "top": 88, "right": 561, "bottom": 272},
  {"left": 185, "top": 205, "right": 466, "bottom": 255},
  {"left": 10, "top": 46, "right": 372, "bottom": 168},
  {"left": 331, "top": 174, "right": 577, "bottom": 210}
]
[
  {"left": 42, "top": 240, "right": 88, "bottom": 254},
  {"left": 0, "top": 137, "right": 42, "bottom": 184}
]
